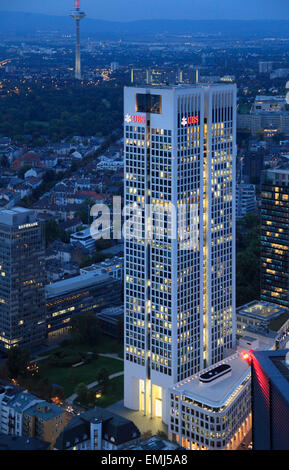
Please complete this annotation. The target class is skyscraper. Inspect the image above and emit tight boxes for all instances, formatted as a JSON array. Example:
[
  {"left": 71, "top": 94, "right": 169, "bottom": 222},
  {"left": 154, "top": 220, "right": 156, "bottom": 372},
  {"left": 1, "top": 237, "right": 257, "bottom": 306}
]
[
  {"left": 261, "top": 164, "right": 289, "bottom": 309},
  {"left": 70, "top": 0, "right": 86, "bottom": 80},
  {"left": 123, "top": 84, "right": 237, "bottom": 423},
  {"left": 0, "top": 208, "right": 46, "bottom": 351},
  {"left": 251, "top": 349, "right": 289, "bottom": 450}
]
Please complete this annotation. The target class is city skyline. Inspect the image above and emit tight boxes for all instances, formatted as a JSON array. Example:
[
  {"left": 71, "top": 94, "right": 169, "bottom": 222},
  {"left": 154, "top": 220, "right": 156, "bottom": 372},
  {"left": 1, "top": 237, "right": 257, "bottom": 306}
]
[{"left": 0, "top": 0, "right": 288, "bottom": 453}]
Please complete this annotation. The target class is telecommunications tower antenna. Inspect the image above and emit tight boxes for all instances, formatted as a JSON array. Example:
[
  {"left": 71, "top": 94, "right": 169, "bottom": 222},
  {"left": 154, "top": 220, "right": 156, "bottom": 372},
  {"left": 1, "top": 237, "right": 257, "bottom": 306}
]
[{"left": 70, "top": 0, "right": 86, "bottom": 80}]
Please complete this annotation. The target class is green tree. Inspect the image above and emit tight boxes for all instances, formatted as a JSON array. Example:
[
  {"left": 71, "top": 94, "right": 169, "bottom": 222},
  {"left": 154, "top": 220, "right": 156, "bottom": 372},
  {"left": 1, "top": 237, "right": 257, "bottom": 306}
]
[
  {"left": 96, "top": 368, "right": 109, "bottom": 386},
  {"left": 70, "top": 313, "right": 100, "bottom": 346},
  {"left": 44, "top": 219, "right": 63, "bottom": 245},
  {"left": 75, "top": 383, "right": 88, "bottom": 404},
  {"left": 6, "top": 347, "right": 30, "bottom": 379},
  {"left": 75, "top": 199, "right": 94, "bottom": 225},
  {"left": 236, "top": 214, "right": 261, "bottom": 306}
]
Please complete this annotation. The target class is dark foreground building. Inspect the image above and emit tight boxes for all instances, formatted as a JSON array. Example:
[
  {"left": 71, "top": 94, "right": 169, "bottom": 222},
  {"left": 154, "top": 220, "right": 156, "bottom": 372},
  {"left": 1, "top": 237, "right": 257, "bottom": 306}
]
[
  {"left": 251, "top": 349, "right": 289, "bottom": 450},
  {"left": 54, "top": 407, "right": 140, "bottom": 450},
  {"left": 0, "top": 434, "right": 50, "bottom": 450}
]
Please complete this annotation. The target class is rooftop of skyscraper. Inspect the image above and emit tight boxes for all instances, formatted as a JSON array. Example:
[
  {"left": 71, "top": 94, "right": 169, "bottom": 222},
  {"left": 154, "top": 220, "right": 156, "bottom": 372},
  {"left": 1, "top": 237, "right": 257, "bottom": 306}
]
[
  {"left": 0, "top": 207, "right": 37, "bottom": 227},
  {"left": 170, "top": 353, "right": 250, "bottom": 409}
]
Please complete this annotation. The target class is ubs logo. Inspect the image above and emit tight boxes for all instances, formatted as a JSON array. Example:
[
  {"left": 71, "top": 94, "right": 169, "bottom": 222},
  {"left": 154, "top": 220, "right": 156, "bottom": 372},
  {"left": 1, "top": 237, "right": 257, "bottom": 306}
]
[
  {"left": 125, "top": 114, "right": 145, "bottom": 124},
  {"left": 181, "top": 115, "right": 199, "bottom": 126}
]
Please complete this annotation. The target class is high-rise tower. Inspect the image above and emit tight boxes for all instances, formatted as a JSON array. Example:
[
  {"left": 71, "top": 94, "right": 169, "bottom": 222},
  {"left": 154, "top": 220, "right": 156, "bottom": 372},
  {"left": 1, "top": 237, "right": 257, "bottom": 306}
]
[
  {"left": 70, "top": 0, "right": 86, "bottom": 80},
  {"left": 0, "top": 207, "right": 46, "bottom": 351},
  {"left": 260, "top": 164, "right": 289, "bottom": 309},
  {"left": 123, "top": 84, "right": 237, "bottom": 424}
]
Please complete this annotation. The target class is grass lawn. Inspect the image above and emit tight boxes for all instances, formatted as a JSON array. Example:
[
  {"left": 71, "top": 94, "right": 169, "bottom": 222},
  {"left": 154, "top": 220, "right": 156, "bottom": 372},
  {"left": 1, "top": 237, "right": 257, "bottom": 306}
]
[
  {"left": 91, "top": 375, "right": 124, "bottom": 409},
  {"left": 38, "top": 355, "right": 123, "bottom": 397}
]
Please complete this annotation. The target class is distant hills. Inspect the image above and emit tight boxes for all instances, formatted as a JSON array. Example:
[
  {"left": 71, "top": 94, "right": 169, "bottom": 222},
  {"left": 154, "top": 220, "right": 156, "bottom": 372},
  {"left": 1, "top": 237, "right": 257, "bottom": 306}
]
[{"left": 1, "top": 11, "right": 289, "bottom": 39}]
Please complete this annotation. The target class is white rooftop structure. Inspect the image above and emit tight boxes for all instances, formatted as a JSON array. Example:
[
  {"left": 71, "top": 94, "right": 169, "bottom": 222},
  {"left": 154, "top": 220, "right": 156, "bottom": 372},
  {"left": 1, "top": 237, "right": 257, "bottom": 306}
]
[{"left": 171, "top": 353, "right": 250, "bottom": 409}]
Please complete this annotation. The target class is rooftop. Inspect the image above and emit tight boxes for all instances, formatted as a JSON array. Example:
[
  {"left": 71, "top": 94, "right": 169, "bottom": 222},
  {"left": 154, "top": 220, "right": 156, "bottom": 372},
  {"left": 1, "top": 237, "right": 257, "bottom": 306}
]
[
  {"left": 123, "top": 435, "right": 181, "bottom": 450},
  {"left": 0, "top": 207, "right": 37, "bottom": 227},
  {"left": 170, "top": 352, "right": 250, "bottom": 409},
  {"left": 55, "top": 407, "right": 140, "bottom": 450},
  {"left": 25, "top": 401, "right": 66, "bottom": 420},
  {"left": 252, "top": 350, "right": 289, "bottom": 396},
  {"left": 7, "top": 391, "right": 41, "bottom": 413},
  {"left": 254, "top": 95, "right": 286, "bottom": 102},
  {"left": 45, "top": 271, "right": 114, "bottom": 298},
  {"left": 237, "top": 300, "right": 287, "bottom": 322},
  {"left": 0, "top": 434, "right": 50, "bottom": 451}
]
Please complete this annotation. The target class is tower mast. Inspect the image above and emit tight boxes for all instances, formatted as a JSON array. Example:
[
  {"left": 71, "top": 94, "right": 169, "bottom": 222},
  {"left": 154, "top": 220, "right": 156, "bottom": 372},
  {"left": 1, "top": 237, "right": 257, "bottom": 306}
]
[{"left": 70, "top": 0, "right": 86, "bottom": 80}]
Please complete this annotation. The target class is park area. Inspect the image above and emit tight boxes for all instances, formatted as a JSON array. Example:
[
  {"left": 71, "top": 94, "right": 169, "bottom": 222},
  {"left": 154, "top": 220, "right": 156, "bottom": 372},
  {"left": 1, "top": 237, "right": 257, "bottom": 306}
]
[{"left": 34, "top": 336, "right": 124, "bottom": 406}]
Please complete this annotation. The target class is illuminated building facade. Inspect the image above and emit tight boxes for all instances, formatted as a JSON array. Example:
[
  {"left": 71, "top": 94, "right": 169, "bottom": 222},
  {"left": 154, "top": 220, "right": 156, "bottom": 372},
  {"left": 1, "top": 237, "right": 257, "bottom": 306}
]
[
  {"left": 251, "top": 349, "right": 289, "bottom": 450},
  {"left": 0, "top": 208, "right": 46, "bottom": 351},
  {"left": 169, "top": 352, "right": 251, "bottom": 450},
  {"left": 123, "top": 84, "right": 237, "bottom": 424},
  {"left": 261, "top": 165, "right": 289, "bottom": 309},
  {"left": 46, "top": 272, "right": 121, "bottom": 339}
]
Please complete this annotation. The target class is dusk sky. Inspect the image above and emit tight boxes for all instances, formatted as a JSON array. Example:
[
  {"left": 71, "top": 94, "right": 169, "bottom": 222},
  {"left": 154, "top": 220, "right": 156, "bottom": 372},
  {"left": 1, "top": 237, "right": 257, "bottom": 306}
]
[{"left": 1, "top": 0, "right": 289, "bottom": 21}]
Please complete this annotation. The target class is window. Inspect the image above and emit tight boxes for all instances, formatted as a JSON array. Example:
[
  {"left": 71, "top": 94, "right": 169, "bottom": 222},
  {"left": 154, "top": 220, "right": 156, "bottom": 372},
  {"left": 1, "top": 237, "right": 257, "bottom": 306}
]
[{"left": 136, "top": 94, "right": 162, "bottom": 114}]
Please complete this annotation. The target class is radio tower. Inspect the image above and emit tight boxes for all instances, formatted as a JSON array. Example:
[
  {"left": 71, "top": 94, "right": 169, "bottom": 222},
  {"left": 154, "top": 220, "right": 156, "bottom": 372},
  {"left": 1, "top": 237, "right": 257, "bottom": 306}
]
[{"left": 70, "top": 0, "right": 86, "bottom": 80}]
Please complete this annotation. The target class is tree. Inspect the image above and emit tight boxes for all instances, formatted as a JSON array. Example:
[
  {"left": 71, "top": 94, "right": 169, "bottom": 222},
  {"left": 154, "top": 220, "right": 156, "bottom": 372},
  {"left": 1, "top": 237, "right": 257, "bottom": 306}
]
[
  {"left": 96, "top": 368, "right": 109, "bottom": 386},
  {"left": 44, "top": 219, "right": 63, "bottom": 245},
  {"left": 75, "top": 199, "right": 94, "bottom": 225},
  {"left": 70, "top": 313, "right": 100, "bottom": 346},
  {"left": 75, "top": 383, "right": 88, "bottom": 404},
  {"left": 236, "top": 214, "right": 260, "bottom": 306},
  {"left": 6, "top": 347, "right": 30, "bottom": 379}
]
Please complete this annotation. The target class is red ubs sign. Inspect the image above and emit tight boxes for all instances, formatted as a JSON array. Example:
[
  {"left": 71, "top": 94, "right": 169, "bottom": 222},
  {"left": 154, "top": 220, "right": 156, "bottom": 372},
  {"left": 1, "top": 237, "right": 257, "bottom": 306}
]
[
  {"left": 188, "top": 116, "right": 199, "bottom": 124},
  {"left": 181, "top": 115, "right": 199, "bottom": 126},
  {"left": 125, "top": 113, "right": 145, "bottom": 124}
]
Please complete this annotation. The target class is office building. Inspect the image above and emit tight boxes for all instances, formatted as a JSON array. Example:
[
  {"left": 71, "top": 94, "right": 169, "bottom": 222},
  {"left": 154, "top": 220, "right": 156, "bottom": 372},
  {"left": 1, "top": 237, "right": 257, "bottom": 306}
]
[
  {"left": 252, "top": 96, "right": 286, "bottom": 113},
  {"left": 0, "top": 207, "right": 46, "bottom": 351},
  {"left": 70, "top": 228, "right": 96, "bottom": 254},
  {"left": 258, "top": 61, "right": 273, "bottom": 74},
  {"left": 261, "top": 164, "right": 289, "bottom": 309},
  {"left": 236, "top": 300, "right": 288, "bottom": 335},
  {"left": 80, "top": 256, "right": 123, "bottom": 280},
  {"left": 236, "top": 183, "right": 257, "bottom": 219},
  {"left": 97, "top": 305, "right": 123, "bottom": 338},
  {"left": 251, "top": 349, "right": 289, "bottom": 450},
  {"left": 169, "top": 352, "right": 251, "bottom": 450},
  {"left": 46, "top": 272, "right": 121, "bottom": 339},
  {"left": 237, "top": 95, "right": 289, "bottom": 136},
  {"left": 123, "top": 84, "right": 236, "bottom": 423}
]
